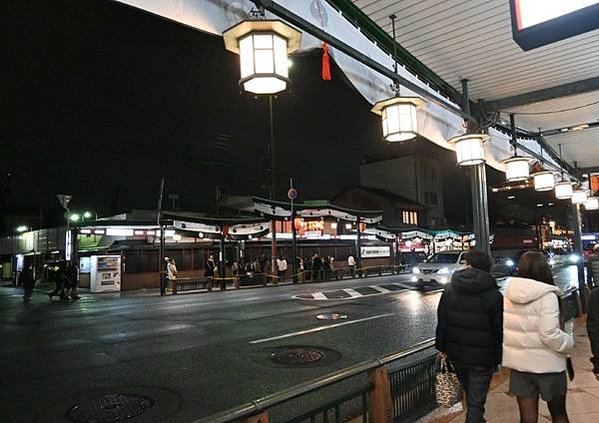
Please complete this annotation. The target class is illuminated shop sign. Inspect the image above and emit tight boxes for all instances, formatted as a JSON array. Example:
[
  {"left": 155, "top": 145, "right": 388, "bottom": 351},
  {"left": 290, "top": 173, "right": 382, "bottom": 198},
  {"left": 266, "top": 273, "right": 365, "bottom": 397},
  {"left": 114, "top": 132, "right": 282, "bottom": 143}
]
[{"left": 511, "top": 0, "right": 599, "bottom": 50}]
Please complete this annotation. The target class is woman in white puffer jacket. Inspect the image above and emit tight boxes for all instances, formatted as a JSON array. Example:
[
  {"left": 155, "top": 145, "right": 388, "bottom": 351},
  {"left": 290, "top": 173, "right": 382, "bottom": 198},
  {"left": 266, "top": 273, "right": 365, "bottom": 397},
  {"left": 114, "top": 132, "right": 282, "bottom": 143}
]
[{"left": 503, "top": 251, "right": 574, "bottom": 423}]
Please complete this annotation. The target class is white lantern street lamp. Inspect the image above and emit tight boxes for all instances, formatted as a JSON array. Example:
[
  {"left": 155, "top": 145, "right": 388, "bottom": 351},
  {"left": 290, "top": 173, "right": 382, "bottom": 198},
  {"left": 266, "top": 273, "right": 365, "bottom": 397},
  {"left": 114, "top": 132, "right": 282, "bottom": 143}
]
[
  {"left": 223, "top": 20, "right": 301, "bottom": 95},
  {"left": 572, "top": 189, "right": 588, "bottom": 205},
  {"left": 503, "top": 156, "right": 530, "bottom": 182},
  {"left": 371, "top": 15, "right": 426, "bottom": 142},
  {"left": 371, "top": 97, "right": 426, "bottom": 142},
  {"left": 555, "top": 180, "right": 574, "bottom": 200},
  {"left": 532, "top": 171, "right": 555, "bottom": 192},
  {"left": 448, "top": 134, "right": 489, "bottom": 166},
  {"left": 585, "top": 196, "right": 599, "bottom": 210}
]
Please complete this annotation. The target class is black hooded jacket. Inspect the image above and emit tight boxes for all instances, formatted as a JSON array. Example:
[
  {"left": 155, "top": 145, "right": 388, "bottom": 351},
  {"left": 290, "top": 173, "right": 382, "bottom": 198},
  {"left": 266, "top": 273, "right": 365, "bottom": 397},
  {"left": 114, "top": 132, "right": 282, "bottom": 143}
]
[{"left": 435, "top": 267, "right": 503, "bottom": 366}]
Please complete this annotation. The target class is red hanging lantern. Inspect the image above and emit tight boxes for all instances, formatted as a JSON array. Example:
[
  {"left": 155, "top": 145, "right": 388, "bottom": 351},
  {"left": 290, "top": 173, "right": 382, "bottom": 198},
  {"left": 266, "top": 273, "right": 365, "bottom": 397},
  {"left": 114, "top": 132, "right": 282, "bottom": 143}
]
[
  {"left": 359, "top": 222, "right": 366, "bottom": 232},
  {"left": 293, "top": 217, "right": 302, "bottom": 231}
]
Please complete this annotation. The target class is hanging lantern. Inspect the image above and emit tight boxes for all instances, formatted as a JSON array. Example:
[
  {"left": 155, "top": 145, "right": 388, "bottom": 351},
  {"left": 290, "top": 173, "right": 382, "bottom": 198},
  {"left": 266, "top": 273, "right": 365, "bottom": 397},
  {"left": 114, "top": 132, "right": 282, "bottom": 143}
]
[
  {"left": 572, "top": 189, "right": 588, "bottom": 205},
  {"left": 503, "top": 156, "right": 530, "bottom": 182},
  {"left": 223, "top": 20, "right": 301, "bottom": 95},
  {"left": 448, "top": 134, "right": 489, "bottom": 166},
  {"left": 371, "top": 97, "right": 426, "bottom": 142},
  {"left": 585, "top": 196, "right": 599, "bottom": 210},
  {"left": 532, "top": 171, "right": 555, "bottom": 192},
  {"left": 555, "top": 180, "right": 574, "bottom": 200}
]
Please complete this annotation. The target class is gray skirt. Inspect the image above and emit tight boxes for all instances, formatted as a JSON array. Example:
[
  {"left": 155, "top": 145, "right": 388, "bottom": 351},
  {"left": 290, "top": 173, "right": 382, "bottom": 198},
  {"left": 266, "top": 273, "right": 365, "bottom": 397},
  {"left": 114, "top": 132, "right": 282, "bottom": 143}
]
[{"left": 508, "top": 369, "right": 567, "bottom": 401}]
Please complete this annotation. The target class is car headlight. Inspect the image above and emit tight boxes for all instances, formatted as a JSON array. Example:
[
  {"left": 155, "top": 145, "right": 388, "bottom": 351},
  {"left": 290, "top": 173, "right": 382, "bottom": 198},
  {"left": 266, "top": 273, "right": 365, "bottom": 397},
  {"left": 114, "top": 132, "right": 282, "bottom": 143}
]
[
  {"left": 437, "top": 267, "right": 450, "bottom": 275},
  {"left": 569, "top": 254, "right": 580, "bottom": 264},
  {"left": 412, "top": 267, "right": 421, "bottom": 274},
  {"left": 506, "top": 259, "right": 515, "bottom": 267}
]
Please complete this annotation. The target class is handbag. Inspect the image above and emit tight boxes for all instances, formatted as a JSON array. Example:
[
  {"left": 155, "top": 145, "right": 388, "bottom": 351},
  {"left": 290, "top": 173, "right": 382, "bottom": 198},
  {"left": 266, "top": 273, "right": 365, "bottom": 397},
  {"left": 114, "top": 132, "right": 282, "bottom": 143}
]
[
  {"left": 566, "top": 355, "right": 575, "bottom": 381},
  {"left": 436, "top": 356, "right": 463, "bottom": 408}
]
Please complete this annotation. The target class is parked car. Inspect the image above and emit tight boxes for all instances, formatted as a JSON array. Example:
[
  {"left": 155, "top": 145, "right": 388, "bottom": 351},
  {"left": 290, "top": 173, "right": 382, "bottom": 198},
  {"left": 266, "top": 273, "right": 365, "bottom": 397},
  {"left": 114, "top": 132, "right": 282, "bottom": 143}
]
[{"left": 411, "top": 250, "right": 467, "bottom": 290}]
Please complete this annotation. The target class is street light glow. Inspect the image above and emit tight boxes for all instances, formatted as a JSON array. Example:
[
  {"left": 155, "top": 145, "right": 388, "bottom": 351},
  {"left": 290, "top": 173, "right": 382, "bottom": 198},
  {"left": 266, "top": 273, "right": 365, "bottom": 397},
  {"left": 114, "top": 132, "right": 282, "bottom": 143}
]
[
  {"left": 83, "top": 211, "right": 92, "bottom": 219},
  {"left": 70, "top": 213, "right": 81, "bottom": 222},
  {"left": 16, "top": 225, "right": 28, "bottom": 233}
]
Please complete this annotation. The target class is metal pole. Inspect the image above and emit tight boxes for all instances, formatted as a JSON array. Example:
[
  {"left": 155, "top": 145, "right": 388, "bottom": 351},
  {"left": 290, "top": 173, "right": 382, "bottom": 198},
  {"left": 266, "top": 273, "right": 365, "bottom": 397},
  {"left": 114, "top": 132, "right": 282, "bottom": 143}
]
[
  {"left": 356, "top": 217, "right": 362, "bottom": 275},
  {"left": 462, "top": 79, "right": 491, "bottom": 256},
  {"left": 573, "top": 204, "right": 587, "bottom": 311},
  {"left": 159, "top": 225, "right": 166, "bottom": 295},
  {"left": 268, "top": 95, "right": 278, "bottom": 277},
  {"left": 219, "top": 229, "right": 226, "bottom": 290},
  {"left": 290, "top": 178, "right": 298, "bottom": 283}
]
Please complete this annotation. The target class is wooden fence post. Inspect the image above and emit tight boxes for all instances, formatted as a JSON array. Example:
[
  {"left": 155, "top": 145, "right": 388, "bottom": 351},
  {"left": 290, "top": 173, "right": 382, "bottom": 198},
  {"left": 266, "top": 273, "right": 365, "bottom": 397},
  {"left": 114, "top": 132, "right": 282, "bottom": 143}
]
[{"left": 368, "top": 367, "right": 393, "bottom": 423}]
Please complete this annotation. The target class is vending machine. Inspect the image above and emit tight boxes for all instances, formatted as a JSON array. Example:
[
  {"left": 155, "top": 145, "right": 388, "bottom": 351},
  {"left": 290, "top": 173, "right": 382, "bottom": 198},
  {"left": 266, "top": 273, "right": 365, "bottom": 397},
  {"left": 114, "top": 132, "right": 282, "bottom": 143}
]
[{"left": 90, "top": 255, "right": 121, "bottom": 293}]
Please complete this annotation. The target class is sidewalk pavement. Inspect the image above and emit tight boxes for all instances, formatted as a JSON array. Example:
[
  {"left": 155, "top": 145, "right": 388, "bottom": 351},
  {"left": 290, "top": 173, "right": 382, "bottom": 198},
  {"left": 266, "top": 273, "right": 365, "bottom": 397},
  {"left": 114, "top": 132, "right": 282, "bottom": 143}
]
[{"left": 422, "top": 317, "right": 599, "bottom": 423}]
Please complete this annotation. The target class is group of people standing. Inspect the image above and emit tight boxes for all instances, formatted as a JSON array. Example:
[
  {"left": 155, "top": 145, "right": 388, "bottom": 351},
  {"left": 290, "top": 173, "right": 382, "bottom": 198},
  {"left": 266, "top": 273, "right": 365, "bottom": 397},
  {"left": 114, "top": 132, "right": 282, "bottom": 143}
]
[
  {"left": 436, "top": 250, "right": 578, "bottom": 423},
  {"left": 47, "top": 261, "right": 80, "bottom": 302}
]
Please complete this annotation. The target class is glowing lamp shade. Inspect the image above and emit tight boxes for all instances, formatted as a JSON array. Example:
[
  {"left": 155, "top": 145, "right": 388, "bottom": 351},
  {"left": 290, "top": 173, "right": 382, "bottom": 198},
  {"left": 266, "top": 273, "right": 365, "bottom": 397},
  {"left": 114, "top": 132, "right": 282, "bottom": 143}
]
[
  {"left": 572, "top": 189, "right": 588, "bottom": 205},
  {"left": 504, "top": 156, "right": 530, "bottom": 182},
  {"left": 449, "top": 134, "right": 489, "bottom": 166},
  {"left": 532, "top": 171, "right": 555, "bottom": 192},
  {"left": 223, "top": 20, "right": 301, "bottom": 95},
  {"left": 371, "top": 97, "right": 426, "bottom": 142},
  {"left": 585, "top": 197, "right": 599, "bottom": 211},
  {"left": 554, "top": 181, "right": 574, "bottom": 200}
]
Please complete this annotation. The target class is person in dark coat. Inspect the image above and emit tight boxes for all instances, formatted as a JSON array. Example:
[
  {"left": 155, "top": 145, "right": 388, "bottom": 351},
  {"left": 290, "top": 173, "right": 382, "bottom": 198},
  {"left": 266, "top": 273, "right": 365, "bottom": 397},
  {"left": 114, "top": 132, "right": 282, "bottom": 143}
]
[
  {"left": 204, "top": 254, "right": 216, "bottom": 277},
  {"left": 435, "top": 250, "right": 503, "bottom": 423},
  {"left": 588, "top": 288, "right": 599, "bottom": 381},
  {"left": 21, "top": 265, "right": 35, "bottom": 302}
]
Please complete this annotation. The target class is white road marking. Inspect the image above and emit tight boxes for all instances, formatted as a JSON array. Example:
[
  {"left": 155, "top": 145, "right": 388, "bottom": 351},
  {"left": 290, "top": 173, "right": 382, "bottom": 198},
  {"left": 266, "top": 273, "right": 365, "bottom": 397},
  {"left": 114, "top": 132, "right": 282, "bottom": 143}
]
[
  {"left": 343, "top": 288, "right": 362, "bottom": 298},
  {"left": 249, "top": 313, "right": 395, "bottom": 344},
  {"left": 313, "top": 292, "right": 327, "bottom": 300},
  {"left": 370, "top": 285, "right": 390, "bottom": 293}
]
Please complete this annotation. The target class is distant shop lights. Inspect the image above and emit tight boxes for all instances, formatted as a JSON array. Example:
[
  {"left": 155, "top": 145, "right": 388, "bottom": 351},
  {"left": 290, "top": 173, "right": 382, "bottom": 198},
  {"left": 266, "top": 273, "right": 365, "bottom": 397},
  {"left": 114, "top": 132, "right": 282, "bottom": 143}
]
[
  {"left": 448, "top": 134, "right": 488, "bottom": 166},
  {"left": 223, "top": 19, "right": 301, "bottom": 95}
]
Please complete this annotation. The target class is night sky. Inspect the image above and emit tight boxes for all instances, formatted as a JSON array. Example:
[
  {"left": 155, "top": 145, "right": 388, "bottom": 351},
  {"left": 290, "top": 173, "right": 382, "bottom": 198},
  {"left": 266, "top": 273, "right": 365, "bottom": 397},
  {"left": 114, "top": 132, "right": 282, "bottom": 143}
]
[
  {"left": 3, "top": 0, "right": 391, "bottom": 214},
  {"left": 3, "top": 0, "right": 573, "bottom": 231}
]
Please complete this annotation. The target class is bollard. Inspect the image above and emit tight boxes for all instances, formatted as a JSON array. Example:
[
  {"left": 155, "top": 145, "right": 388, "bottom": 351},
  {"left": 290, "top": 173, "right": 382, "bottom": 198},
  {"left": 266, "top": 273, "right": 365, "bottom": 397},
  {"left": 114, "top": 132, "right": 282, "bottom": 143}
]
[
  {"left": 379, "top": 266, "right": 382, "bottom": 276},
  {"left": 368, "top": 367, "right": 393, "bottom": 423}
]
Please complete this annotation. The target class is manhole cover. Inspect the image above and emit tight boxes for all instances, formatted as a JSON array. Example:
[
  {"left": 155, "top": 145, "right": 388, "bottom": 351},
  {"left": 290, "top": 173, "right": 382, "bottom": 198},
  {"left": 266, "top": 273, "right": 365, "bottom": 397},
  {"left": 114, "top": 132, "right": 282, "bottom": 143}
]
[
  {"left": 316, "top": 312, "right": 348, "bottom": 320},
  {"left": 271, "top": 347, "right": 324, "bottom": 365},
  {"left": 67, "top": 393, "right": 154, "bottom": 423}
]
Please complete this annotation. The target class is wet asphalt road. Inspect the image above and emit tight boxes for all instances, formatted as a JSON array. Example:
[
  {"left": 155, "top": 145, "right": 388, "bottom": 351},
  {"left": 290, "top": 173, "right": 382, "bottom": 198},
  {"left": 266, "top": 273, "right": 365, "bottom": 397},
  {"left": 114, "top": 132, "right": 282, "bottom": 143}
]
[{"left": 0, "top": 265, "right": 580, "bottom": 422}]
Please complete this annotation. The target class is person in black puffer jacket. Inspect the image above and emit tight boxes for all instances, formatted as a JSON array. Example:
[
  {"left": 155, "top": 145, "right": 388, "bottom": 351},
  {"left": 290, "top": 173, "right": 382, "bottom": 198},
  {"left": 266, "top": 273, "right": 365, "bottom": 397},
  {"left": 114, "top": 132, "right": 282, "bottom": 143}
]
[{"left": 435, "top": 250, "right": 503, "bottom": 423}]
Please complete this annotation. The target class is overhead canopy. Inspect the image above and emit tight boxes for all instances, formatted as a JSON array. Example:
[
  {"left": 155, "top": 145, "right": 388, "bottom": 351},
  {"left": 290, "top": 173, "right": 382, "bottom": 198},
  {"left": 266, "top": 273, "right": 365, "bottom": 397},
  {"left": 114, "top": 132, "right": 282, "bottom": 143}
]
[
  {"left": 116, "top": 0, "right": 569, "bottom": 175},
  {"left": 349, "top": 0, "right": 599, "bottom": 172}
]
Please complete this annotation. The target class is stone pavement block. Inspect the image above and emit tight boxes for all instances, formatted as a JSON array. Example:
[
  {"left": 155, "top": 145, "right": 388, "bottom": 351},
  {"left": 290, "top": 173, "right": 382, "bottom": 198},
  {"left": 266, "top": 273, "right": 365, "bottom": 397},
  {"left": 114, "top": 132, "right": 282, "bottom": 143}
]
[
  {"left": 582, "top": 386, "right": 599, "bottom": 399},
  {"left": 567, "top": 412, "right": 599, "bottom": 423},
  {"left": 539, "top": 390, "right": 599, "bottom": 415}
]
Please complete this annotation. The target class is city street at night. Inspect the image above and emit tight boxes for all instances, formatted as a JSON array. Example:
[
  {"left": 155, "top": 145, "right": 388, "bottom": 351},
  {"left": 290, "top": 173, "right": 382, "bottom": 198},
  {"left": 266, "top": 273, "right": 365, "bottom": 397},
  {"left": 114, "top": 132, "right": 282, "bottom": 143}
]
[{"left": 0, "top": 265, "right": 580, "bottom": 422}]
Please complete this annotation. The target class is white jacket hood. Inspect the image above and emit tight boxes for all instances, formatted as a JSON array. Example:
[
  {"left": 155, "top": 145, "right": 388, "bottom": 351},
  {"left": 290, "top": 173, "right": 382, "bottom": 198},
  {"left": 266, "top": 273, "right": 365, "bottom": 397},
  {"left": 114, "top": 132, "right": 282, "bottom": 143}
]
[{"left": 505, "top": 277, "right": 562, "bottom": 305}]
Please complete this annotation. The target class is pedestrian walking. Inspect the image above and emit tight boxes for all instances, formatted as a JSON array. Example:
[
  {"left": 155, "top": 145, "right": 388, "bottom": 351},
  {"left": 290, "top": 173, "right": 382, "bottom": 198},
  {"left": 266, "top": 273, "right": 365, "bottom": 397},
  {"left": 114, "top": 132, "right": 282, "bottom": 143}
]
[
  {"left": 204, "top": 254, "right": 216, "bottom": 277},
  {"left": 65, "top": 261, "right": 80, "bottom": 300},
  {"left": 347, "top": 254, "right": 356, "bottom": 277},
  {"left": 503, "top": 251, "right": 574, "bottom": 423},
  {"left": 588, "top": 287, "right": 599, "bottom": 381},
  {"left": 21, "top": 264, "right": 35, "bottom": 303},
  {"left": 231, "top": 260, "right": 239, "bottom": 276},
  {"left": 276, "top": 255, "right": 287, "bottom": 281},
  {"left": 435, "top": 250, "right": 503, "bottom": 423},
  {"left": 166, "top": 258, "right": 177, "bottom": 293},
  {"left": 312, "top": 252, "right": 323, "bottom": 280},
  {"left": 48, "top": 261, "right": 66, "bottom": 301}
]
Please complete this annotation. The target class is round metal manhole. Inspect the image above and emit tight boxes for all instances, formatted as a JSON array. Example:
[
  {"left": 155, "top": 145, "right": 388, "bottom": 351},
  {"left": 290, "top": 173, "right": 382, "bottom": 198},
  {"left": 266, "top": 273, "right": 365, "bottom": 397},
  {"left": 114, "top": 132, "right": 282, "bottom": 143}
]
[
  {"left": 316, "top": 312, "right": 348, "bottom": 320},
  {"left": 67, "top": 393, "right": 154, "bottom": 423},
  {"left": 270, "top": 347, "right": 324, "bottom": 365}
]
